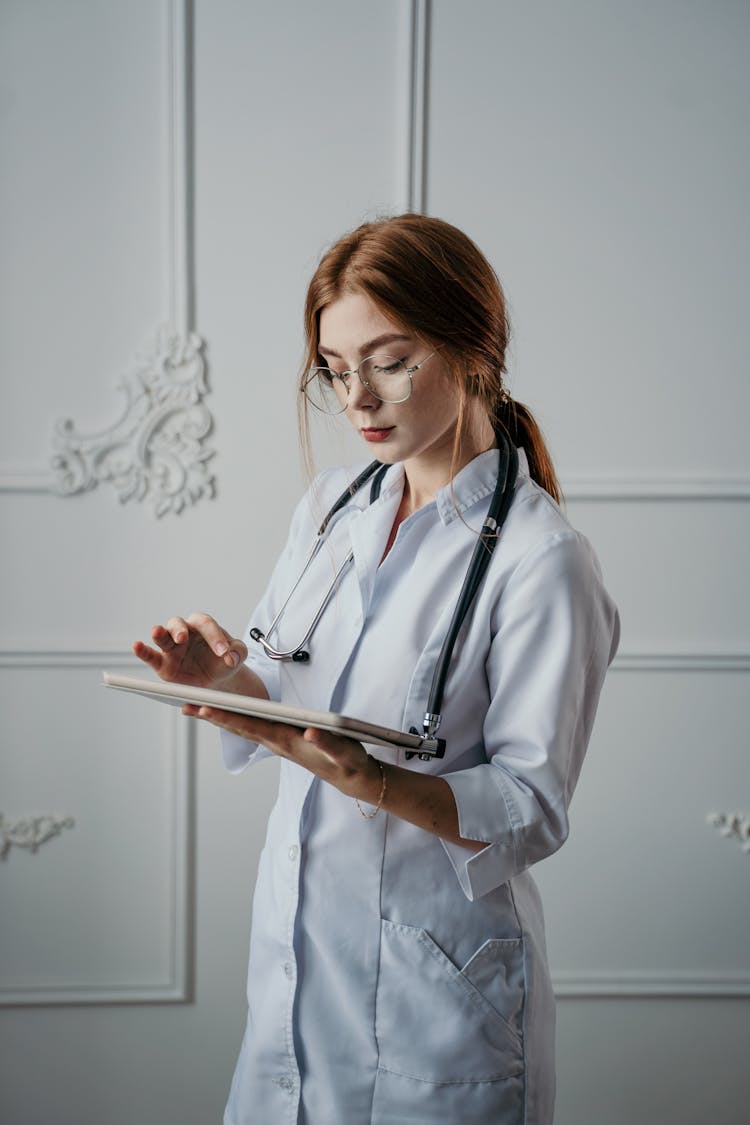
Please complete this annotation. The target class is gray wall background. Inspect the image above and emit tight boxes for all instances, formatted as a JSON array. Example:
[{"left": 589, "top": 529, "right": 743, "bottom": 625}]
[{"left": 1, "top": 2, "right": 748, "bottom": 1122}]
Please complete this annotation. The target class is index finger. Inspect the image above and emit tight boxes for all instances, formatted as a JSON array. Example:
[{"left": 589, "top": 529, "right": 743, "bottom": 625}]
[
  {"left": 162, "top": 617, "right": 191, "bottom": 645},
  {"left": 184, "top": 612, "right": 246, "bottom": 664}
]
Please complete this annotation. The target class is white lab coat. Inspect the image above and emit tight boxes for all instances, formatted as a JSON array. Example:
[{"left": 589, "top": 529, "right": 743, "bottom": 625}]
[{"left": 221, "top": 448, "right": 619, "bottom": 1125}]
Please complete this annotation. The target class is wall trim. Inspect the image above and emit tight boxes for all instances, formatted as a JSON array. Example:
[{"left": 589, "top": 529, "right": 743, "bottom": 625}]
[
  {"left": 164, "top": 0, "right": 192, "bottom": 334},
  {"left": 4, "top": 647, "right": 748, "bottom": 675},
  {"left": 611, "top": 652, "right": 750, "bottom": 673},
  {"left": 0, "top": 471, "right": 57, "bottom": 494},
  {"left": 0, "top": 651, "right": 145, "bottom": 670},
  {"left": 407, "top": 0, "right": 430, "bottom": 214},
  {"left": 564, "top": 475, "right": 750, "bottom": 501},
  {"left": 5, "top": 472, "right": 749, "bottom": 503},
  {"left": 0, "top": 650, "right": 194, "bottom": 1005},
  {"left": 6, "top": 647, "right": 750, "bottom": 674},
  {"left": 553, "top": 970, "right": 750, "bottom": 998}
]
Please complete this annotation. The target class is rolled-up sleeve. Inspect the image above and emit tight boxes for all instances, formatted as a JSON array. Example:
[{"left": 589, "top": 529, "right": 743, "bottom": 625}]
[{"left": 441, "top": 530, "right": 620, "bottom": 901}]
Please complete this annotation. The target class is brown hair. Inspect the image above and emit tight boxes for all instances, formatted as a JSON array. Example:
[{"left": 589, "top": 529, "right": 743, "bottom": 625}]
[{"left": 299, "top": 213, "right": 561, "bottom": 502}]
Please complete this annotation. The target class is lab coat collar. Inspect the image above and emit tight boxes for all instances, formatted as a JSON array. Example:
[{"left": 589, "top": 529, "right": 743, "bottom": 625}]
[
  {"left": 353, "top": 446, "right": 528, "bottom": 526},
  {"left": 435, "top": 446, "right": 528, "bottom": 526}
]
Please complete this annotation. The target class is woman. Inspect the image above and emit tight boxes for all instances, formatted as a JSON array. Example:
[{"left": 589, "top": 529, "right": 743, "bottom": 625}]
[{"left": 134, "top": 214, "right": 619, "bottom": 1124}]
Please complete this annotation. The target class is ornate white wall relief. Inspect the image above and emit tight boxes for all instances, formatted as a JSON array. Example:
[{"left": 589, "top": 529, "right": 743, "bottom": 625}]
[
  {"left": 0, "top": 0, "right": 213, "bottom": 517},
  {"left": 0, "top": 813, "right": 75, "bottom": 859},
  {"left": 51, "top": 326, "right": 214, "bottom": 517},
  {"left": 707, "top": 812, "right": 750, "bottom": 853}
]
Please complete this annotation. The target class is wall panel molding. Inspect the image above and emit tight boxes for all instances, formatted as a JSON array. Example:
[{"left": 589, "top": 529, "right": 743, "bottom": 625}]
[
  {"left": 163, "top": 0, "right": 193, "bottom": 333},
  {"left": 564, "top": 475, "right": 750, "bottom": 501},
  {"left": 402, "top": 2, "right": 749, "bottom": 504},
  {"left": 611, "top": 653, "right": 750, "bottom": 673},
  {"left": 6, "top": 472, "right": 748, "bottom": 504},
  {"left": 4, "top": 650, "right": 745, "bottom": 1002},
  {"left": 556, "top": 654, "right": 749, "bottom": 998},
  {"left": 4, "top": 645, "right": 747, "bottom": 675},
  {"left": 0, "top": 651, "right": 145, "bottom": 670},
  {"left": 553, "top": 970, "right": 750, "bottom": 999},
  {"left": 0, "top": 650, "right": 194, "bottom": 1005},
  {"left": 0, "top": 471, "right": 56, "bottom": 495},
  {"left": 407, "top": 0, "right": 431, "bottom": 214},
  {"left": 0, "top": 0, "right": 212, "bottom": 517}
]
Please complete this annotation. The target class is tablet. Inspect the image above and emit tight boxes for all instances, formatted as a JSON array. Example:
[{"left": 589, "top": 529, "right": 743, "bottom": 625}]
[{"left": 102, "top": 672, "right": 431, "bottom": 752}]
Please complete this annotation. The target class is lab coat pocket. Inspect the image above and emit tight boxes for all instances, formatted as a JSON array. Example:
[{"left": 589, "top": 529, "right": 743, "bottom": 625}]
[{"left": 375, "top": 919, "right": 525, "bottom": 1085}]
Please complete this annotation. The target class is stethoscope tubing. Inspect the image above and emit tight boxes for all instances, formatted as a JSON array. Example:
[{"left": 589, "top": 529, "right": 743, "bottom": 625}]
[
  {"left": 249, "top": 431, "right": 518, "bottom": 758},
  {"left": 417, "top": 435, "right": 518, "bottom": 748},
  {"left": 250, "top": 462, "right": 390, "bottom": 663}
]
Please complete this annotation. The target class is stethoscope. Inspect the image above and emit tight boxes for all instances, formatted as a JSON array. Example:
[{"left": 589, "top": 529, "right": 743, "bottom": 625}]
[{"left": 250, "top": 429, "right": 519, "bottom": 760}]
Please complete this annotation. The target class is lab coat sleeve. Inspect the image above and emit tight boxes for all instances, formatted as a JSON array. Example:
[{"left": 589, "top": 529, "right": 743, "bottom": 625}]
[
  {"left": 220, "top": 479, "right": 322, "bottom": 774},
  {"left": 220, "top": 468, "right": 355, "bottom": 773},
  {"left": 441, "top": 529, "right": 620, "bottom": 901},
  {"left": 219, "top": 605, "right": 282, "bottom": 774}
]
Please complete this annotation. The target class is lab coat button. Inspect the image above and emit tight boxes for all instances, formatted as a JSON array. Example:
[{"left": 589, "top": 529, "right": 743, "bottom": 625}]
[
  {"left": 277, "top": 1076, "right": 294, "bottom": 1093},
  {"left": 288, "top": 845, "right": 299, "bottom": 861},
  {"left": 283, "top": 962, "right": 294, "bottom": 979}
]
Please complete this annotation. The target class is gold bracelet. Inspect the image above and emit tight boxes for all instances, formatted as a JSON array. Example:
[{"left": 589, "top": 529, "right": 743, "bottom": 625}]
[{"left": 355, "top": 756, "right": 387, "bottom": 819}]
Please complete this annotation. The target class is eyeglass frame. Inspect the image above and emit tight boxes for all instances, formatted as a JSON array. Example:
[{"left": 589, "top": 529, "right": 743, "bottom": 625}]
[{"left": 301, "top": 350, "right": 440, "bottom": 414}]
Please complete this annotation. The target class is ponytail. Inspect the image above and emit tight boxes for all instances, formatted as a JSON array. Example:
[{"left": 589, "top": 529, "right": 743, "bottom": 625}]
[{"left": 497, "top": 398, "right": 561, "bottom": 503}]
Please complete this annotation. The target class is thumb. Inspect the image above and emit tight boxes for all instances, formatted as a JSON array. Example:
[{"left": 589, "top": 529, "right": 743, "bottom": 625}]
[{"left": 302, "top": 727, "right": 349, "bottom": 759}]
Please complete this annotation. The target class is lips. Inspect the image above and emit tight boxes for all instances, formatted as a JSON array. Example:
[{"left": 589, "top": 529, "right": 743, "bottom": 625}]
[{"left": 361, "top": 427, "right": 394, "bottom": 443}]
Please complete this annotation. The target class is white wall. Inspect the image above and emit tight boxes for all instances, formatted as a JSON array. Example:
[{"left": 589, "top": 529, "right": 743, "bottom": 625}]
[{"left": 1, "top": 2, "right": 747, "bottom": 1122}]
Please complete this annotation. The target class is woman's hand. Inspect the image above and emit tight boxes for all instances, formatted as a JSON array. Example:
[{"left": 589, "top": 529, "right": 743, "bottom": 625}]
[
  {"left": 132, "top": 613, "right": 250, "bottom": 692},
  {"left": 187, "top": 707, "right": 484, "bottom": 851},
  {"left": 185, "top": 706, "right": 383, "bottom": 799}
]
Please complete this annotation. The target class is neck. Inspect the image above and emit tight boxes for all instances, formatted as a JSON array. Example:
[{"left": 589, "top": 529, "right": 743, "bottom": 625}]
[{"left": 401, "top": 405, "right": 495, "bottom": 516}]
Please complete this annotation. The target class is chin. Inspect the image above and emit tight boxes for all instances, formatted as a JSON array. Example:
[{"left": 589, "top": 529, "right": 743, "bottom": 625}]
[{"left": 369, "top": 448, "right": 401, "bottom": 463}]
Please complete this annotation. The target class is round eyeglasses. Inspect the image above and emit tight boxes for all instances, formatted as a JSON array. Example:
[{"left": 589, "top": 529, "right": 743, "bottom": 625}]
[{"left": 301, "top": 351, "right": 438, "bottom": 415}]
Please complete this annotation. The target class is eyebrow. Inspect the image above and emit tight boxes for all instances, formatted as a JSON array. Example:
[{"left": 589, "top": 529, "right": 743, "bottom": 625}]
[{"left": 317, "top": 332, "right": 413, "bottom": 360}]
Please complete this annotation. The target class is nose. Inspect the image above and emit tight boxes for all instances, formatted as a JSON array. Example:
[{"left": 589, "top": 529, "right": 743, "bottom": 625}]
[{"left": 345, "top": 372, "right": 379, "bottom": 411}]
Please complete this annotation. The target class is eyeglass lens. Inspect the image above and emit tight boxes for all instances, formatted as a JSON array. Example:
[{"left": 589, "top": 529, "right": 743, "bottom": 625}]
[{"left": 304, "top": 354, "right": 411, "bottom": 414}]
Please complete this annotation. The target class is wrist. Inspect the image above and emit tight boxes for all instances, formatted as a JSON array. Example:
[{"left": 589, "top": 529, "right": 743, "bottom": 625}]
[
  {"left": 354, "top": 755, "right": 388, "bottom": 819},
  {"left": 218, "top": 664, "right": 269, "bottom": 699}
]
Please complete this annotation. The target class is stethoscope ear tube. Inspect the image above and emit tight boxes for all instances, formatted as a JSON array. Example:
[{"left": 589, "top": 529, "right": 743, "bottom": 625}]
[
  {"left": 317, "top": 460, "right": 387, "bottom": 535},
  {"left": 404, "top": 432, "right": 518, "bottom": 761}
]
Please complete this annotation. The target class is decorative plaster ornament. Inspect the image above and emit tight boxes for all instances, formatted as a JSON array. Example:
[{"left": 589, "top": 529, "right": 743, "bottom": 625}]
[
  {"left": 707, "top": 812, "right": 750, "bottom": 853},
  {"left": 0, "top": 813, "right": 75, "bottom": 859},
  {"left": 51, "top": 325, "right": 214, "bottom": 517}
]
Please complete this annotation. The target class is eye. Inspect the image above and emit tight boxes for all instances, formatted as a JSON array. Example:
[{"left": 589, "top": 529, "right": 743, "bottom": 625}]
[
  {"left": 314, "top": 356, "right": 337, "bottom": 380},
  {"left": 371, "top": 359, "right": 404, "bottom": 375}
]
